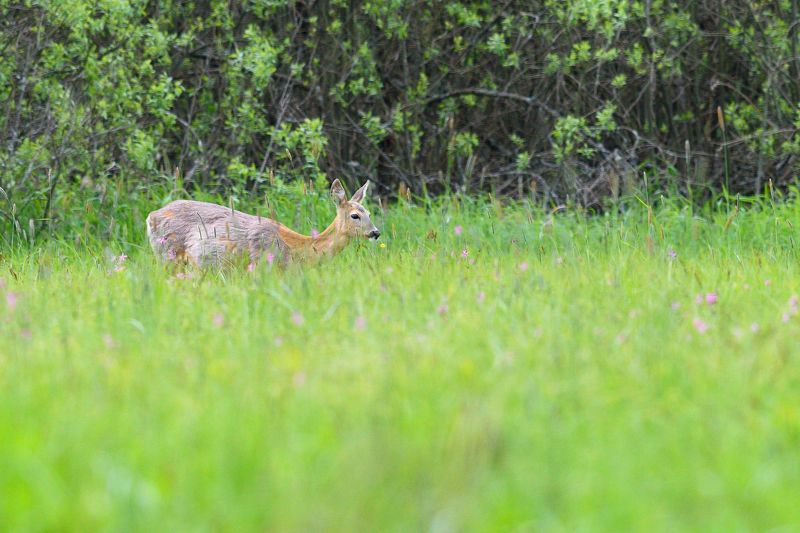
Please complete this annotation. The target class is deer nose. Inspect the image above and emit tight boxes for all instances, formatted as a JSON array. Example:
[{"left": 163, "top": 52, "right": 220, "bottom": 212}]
[{"left": 368, "top": 229, "right": 381, "bottom": 239}]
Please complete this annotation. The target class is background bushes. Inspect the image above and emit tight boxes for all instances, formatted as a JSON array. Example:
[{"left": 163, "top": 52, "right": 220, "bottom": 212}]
[{"left": 1, "top": 0, "right": 799, "bottom": 237}]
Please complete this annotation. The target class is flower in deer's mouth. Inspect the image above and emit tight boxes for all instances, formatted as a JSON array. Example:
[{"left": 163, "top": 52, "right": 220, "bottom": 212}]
[{"left": 311, "top": 228, "right": 320, "bottom": 238}]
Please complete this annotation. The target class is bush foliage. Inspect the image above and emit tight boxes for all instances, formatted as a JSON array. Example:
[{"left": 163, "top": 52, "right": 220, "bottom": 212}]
[{"left": 1, "top": 0, "right": 799, "bottom": 236}]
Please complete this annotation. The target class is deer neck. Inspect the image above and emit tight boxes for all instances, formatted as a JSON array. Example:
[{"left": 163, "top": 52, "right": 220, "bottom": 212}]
[{"left": 279, "top": 217, "right": 350, "bottom": 261}]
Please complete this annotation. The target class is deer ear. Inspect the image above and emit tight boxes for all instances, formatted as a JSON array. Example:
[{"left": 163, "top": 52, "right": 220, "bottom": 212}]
[
  {"left": 350, "top": 181, "right": 369, "bottom": 203},
  {"left": 331, "top": 179, "right": 347, "bottom": 206}
]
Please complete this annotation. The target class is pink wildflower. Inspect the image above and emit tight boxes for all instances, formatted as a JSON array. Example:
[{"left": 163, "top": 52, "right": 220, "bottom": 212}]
[
  {"left": 102, "top": 334, "right": 116, "bottom": 349},
  {"left": 291, "top": 311, "right": 305, "bottom": 326},
  {"left": 454, "top": 225, "right": 463, "bottom": 236},
  {"left": 519, "top": 262, "right": 529, "bottom": 272},
  {"left": 6, "top": 292, "right": 18, "bottom": 312},
  {"left": 437, "top": 304, "right": 448, "bottom": 316},
  {"left": 667, "top": 248, "right": 677, "bottom": 260},
  {"left": 247, "top": 262, "right": 256, "bottom": 272},
  {"left": 167, "top": 248, "right": 177, "bottom": 260},
  {"left": 213, "top": 313, "right": 225, "bottom": 328},
  {"left": 693, "top": 318, "right": 709, "bottom": 334},
  {"left": 266, "top": 252, "right": 275, "bottom": 266},
  {"left": 705, "top": 292, "right": 718, "bottom": 305},
  {"left": 117, "top": 253, "right": 128, "bottom": 262},
  {"left": 311, "top": 228, "right": 320, "bottom": 238},
  {"left": 461, "top": 249, "right": 469, "bottom": 259},
  {"left": 765, "top": 279, "right": 772, "bottom": 286},
  {"left": 477, "top": 291, "right": 486, "bottom": 303},
  {"left": 354, "top": 316, "right": 367, "bottom": 331}
]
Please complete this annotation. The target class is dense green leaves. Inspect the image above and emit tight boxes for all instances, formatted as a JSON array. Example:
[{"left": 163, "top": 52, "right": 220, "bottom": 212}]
[{"left": 1, "top": 0, "right": 799, "bottom": 239}]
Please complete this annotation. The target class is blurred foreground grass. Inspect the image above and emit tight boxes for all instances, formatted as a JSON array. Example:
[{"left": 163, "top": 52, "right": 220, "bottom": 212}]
[{"left": 2, "top": 198, "right": 800, "bottom": 531}]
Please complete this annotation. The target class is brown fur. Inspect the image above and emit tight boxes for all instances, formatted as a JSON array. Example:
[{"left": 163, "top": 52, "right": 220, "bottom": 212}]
[{"left": 146, "top": 180, "right": 379, "bottom": 267}]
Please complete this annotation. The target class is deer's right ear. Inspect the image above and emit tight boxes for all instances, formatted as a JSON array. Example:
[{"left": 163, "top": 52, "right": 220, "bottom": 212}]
[{"left": 331, "top": 179, "right": 347, "bottom": 206}]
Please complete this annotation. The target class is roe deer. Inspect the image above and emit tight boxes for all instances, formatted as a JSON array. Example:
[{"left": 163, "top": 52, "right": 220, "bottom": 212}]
[{"left": 146, "top": 179, "right": 380, "bottom": 267}]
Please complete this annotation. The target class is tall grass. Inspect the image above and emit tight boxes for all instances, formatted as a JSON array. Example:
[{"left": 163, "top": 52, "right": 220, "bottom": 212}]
[{"left": 2, "top": 193, "right": 800, "bottom": 531}]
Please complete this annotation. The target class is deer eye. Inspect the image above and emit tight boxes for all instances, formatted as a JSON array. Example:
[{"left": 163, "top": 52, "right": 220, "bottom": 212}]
[{"left": 350, "top": 213, "right": 360, "bottom": 220}]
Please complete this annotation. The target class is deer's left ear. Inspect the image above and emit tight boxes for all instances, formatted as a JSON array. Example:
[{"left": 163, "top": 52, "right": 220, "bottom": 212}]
[
  {"left": 350, "top": 181, "right": 369, "bottom": 203},
  {"left": 331, "top": 179, "right": 347, "bottom": 206}
]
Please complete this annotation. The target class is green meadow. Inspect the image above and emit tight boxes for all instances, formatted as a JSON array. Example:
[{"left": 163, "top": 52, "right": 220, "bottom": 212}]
[{"left": 2, "top": 196, "right": 800, "bottom": 531}]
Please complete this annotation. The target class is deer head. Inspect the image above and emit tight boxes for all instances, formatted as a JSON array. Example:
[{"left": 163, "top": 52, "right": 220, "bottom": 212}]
[{"left": 330, "top": 179, "right": 380, "bottom": 240}]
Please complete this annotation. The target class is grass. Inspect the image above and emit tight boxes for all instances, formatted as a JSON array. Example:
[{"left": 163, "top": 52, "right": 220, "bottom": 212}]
[{"left": 2, "top": 194, "right": 800, "bottom": 531}]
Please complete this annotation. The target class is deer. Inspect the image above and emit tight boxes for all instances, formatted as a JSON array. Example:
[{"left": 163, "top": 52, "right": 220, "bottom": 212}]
[{"left": 145, "top": 179, "right": 380, "bottom": 267}]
